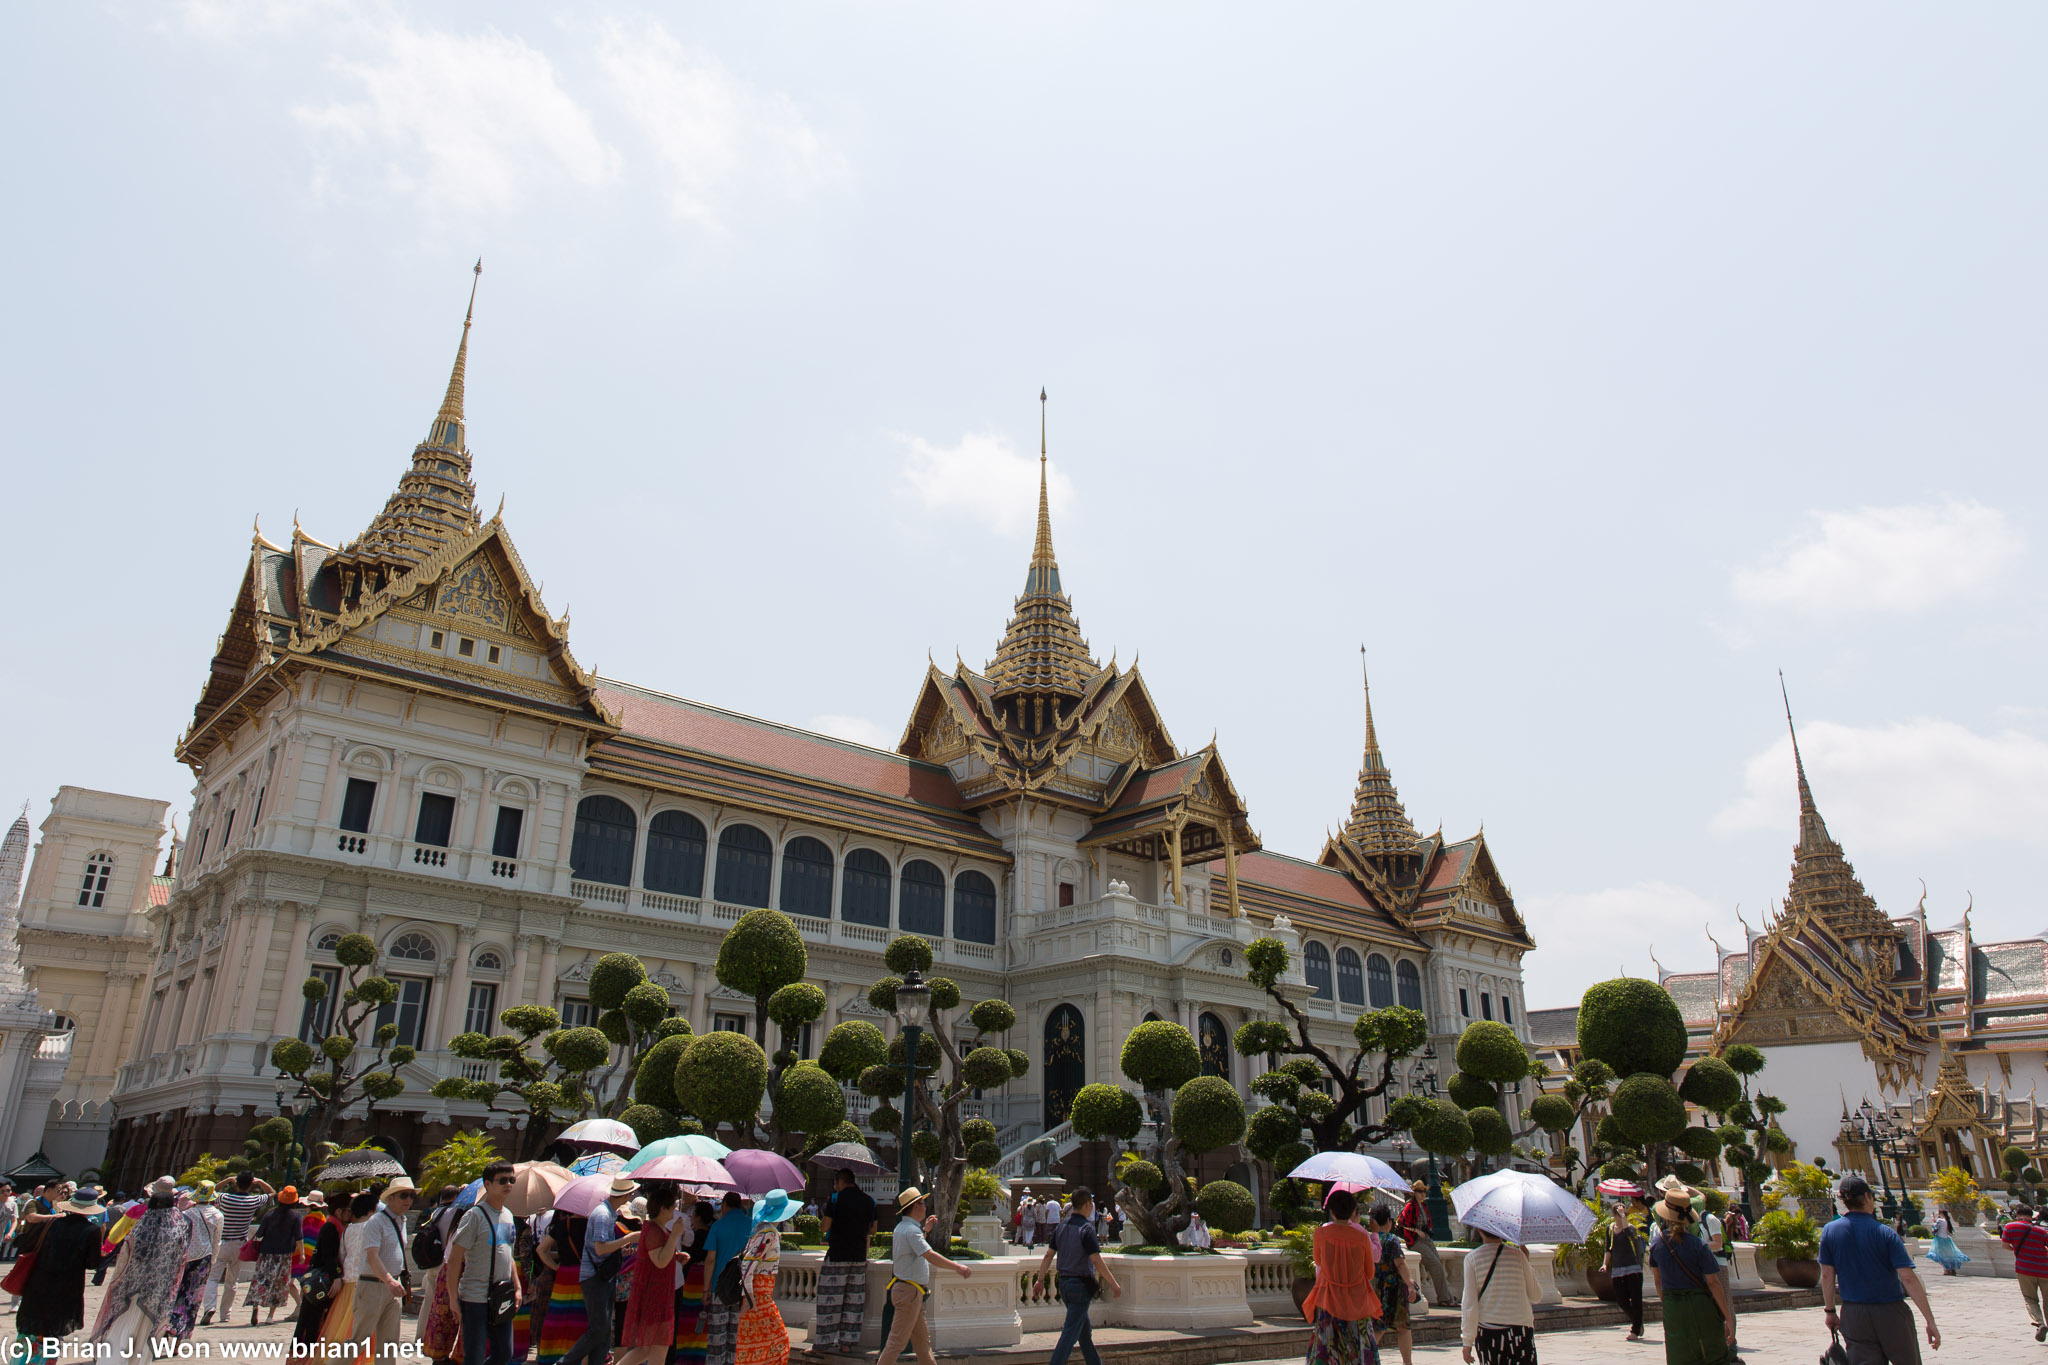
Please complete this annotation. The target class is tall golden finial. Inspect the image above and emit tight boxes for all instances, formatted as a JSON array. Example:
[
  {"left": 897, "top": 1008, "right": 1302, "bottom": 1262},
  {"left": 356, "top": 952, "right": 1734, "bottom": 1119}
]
[
  {"left": 431, "top": 259, "right": 482, "bottom": 445},
  {"left": 1361, "top": 645, "right": 1380, "bottom": 754},
  {"left": 1028, "top": 387, "right": 1056, "bottom": 585},
  {"left": 1780, "top": 669, "right": 1819, "bottom": 824}
]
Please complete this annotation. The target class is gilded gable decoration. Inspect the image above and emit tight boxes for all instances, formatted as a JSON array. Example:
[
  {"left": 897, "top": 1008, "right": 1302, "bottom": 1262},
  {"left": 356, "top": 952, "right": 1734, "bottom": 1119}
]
[{"left": 436, "top": 555, "right": 512, "bottom": 630}]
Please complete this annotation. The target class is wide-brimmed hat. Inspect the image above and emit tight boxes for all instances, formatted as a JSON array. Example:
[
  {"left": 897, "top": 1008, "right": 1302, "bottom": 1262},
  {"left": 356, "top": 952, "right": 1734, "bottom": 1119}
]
[
  {"left": 278, "top": 1187, "right": 299, "bottom": 1205},
  {"left": 752, "top": 1189, "right": 797, "bottom": 1228},
  {"left": 302, "top": 1191, "right": 327, "bottom": 1209},
  {"left": 1652, "top": 1188, "right": 1698, "bottom": 1226},
  {"left": 149, "top": 1176, "right": 176, "bottom": 1199},
  {"left": 382, "top": 1177, "right": 419, "bottom": 1196},
  {"left": 63, "top": 1195, "right": 105, "bottom": 1217},
  {"left": 608, "top": 1177, "right": 639, "bottom": 1199},
  {"left": 1409, "top": 1181, "right": 1428, "bottom": 1195},
  {"left": 897, "top": 1187, "right": 927, "bottom": 1213}
]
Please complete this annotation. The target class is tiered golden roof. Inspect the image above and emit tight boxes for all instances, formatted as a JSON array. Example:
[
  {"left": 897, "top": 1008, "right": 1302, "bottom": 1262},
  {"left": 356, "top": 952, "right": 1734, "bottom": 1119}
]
[
  {"left": 1342, "top": 652, "right": 1421, "bottom": 858},
  {"left": 1782, "top": 678, "right": 1896, "bottom": 941},
  {"left": 984, "top": 392, "right": 1099, "bottom": 709}
]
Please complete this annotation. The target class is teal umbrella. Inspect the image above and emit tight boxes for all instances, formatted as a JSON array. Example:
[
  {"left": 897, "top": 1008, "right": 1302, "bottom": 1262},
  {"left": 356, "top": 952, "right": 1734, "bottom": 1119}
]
[{"left": 625, "top": 1134, "right": 732, "bottom": 1172}]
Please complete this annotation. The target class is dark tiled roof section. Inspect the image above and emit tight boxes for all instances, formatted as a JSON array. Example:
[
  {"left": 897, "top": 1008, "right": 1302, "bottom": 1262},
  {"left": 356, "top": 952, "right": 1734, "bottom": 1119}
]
[
  {"left": 1662, "top": 972, "right": 1721, "bottom": 1025},
  {"left": 598, "top": 682, "right": 967, "bottom": 810},
  {"left": 1526, "top": 1007, "right": 1580, "bottom": 1047},
  {"left": 1721, "top": 954, "right": 1752, "bottom": 1000},
  {"left": 1930, "top": 932, "right": 1966, "bottom": 991},
  {"left": 1973, "top": 941, "right": 2048, "bottom": 1003},
  {"left": 1423, "top": 841, "right": 1475, "bottom": 892},
  {"left": 1107, "top": 754, "right": 1206, "bottom": 812}
]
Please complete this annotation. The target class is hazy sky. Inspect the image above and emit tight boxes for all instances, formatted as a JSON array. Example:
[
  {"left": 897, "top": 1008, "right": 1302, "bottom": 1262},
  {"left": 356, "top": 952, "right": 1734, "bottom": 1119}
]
[{"left": 5, "top": 4, "right": 2044, "bottom": 1008}]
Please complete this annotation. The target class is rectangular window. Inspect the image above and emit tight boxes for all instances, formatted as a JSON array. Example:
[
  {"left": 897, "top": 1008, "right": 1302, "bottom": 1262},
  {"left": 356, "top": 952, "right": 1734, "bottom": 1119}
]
[
  {"left": 713, "top": 1013, "right": 749, "bottom": 1034},
  {"left": 299, "top": 966, "right": 342, "bottom": 1043},
  {"left": 458, "top": 638, "right": 475, "bottom": 657},
  {"left": 492, "top": 807, "right": 524, "bottom": 859},
  {"left": 430, "top": 630, "right": 445, "bottom": 650},
  {"left": 415, "top": 793, "right": 456, "bottom": 847},
  {"left": 339, "top": 778, "right": 378, "bottom": 834},
  {"left": 252, "top": 786, "right": 265, "bottom": 825},
  {"left": 375, "top": 975, "right": 433, "bottom": 1050},
  {"left": 560, "top": 998, "right": 594, "bottom": 1028},
  {"left": 465, "top": 983, "right": 499, "bottom": 1035},
  {"left": 1058, "top": 882, "right": 1075, "bottom": 908},
  {"left": 1480, "top": 993, "right": 1494, "bottom": 1021},
  {"left": 221, "top": 808, "right": 236, "bottom": 846},
  {"left": 195, "top": 827, "right": 210, "bottom": 864},
  {"left": 487, "top": 645, "right": 501, "bottom": 664},
  {"left": 790, "top": 1022, "right": 813, "bottom": 1059},
  {"left": 1458, "top": 988, "right": 1471, "bottom": 1018},
  {"left": 1501, "top": 996, "right": 1515, "bottom": 1025}
]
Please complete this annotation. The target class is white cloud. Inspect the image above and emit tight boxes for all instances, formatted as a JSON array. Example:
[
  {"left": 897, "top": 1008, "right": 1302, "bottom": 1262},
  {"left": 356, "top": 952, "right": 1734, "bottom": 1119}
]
[
  {"left": 1519, "top": 881, "right": 1735, "bottom": 1008},
  {"left": 168, "top": 0, "right": 338, "bottom": 40},
  {"left": 593, "top": 18, "right": 846, "bottom": 232},
  {"left": 896, "top": 431, "right": 1076, "bottom": 539},
  {"left": 1731, "top": 499, "right": 2022, "bottom": 614},
  {"left": 1714, "top": 718, "right": 2048, "bottom": 850},
  {"left": 809, "top": 714, "right": 894, "bottom": 750},
  {"left": 294, "top": 20, "right": 620, "bottom": 215}
]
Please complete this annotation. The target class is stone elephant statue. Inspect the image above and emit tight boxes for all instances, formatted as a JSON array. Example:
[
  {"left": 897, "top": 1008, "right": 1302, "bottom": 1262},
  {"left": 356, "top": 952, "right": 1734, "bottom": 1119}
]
[{"left": 1019, "top": 1137, "right": 1059, "bottom": 1177}]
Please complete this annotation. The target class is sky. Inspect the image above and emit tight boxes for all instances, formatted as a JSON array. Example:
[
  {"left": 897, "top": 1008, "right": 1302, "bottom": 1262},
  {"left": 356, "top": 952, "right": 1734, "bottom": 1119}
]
[{"left": 3, "top": 3, "right": 2044, "bottom": 1010}]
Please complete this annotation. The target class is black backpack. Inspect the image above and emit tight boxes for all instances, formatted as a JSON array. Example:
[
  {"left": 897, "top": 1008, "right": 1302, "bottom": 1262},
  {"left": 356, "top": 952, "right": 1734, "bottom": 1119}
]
[{"left": 411, "top": 1209, "right": 447, "bottom": 1270}]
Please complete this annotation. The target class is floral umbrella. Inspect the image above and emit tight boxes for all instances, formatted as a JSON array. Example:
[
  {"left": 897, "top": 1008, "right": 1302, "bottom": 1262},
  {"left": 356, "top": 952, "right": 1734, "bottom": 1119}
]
[
  {"left": 569, "top": 1151, "right": 629, "bottom": 1178},
  {"left": 1451, "top": 1170, "right": 1596, "bottom": 1245}
]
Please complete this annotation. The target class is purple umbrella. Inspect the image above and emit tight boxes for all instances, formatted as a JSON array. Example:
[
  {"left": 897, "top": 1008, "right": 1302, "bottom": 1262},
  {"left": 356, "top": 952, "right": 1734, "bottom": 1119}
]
[{"left": 721, "top": 1148, "right": 804, "bottom": 1196}]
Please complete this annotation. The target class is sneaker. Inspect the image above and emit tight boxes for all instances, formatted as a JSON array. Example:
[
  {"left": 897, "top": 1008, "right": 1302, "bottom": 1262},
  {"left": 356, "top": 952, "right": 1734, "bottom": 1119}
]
[
  {"left": 200, "top": 1311, "right": 214, "bottom": 1326},
  {"left": 2035, "top": 1323, "right": 2045, "bottom": 1342}
]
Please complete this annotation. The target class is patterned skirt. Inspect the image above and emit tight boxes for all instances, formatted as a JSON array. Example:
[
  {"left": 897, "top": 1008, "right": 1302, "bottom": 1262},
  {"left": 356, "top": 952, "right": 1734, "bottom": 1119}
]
[
  {"left": 536, "top": 1261, "right": 587, "bottom": 1365},
  {"left": 316, "top": 1281, "right": 357, "bottom": 1346},
  {"left": 1473, "top": 1323, "right": 1537, "bottom": 1365},
  {"left": 812, "top": 1260, "right": 866, "bottom": 1352},
  {"left": 669, "top": 1261, "right": 707, "bottom": 1365},
  {"left": 734, "top": 1275, "right": 787, "bottom": 1365},
  {"left": 166, "top": 1257, "right": 211, "bottom": 1341},
  {"left": 247, "top": 1253, "right": 295, "bottom": 1308},
  {"left": 1306, "top": 1309, "right": 1376, "bottom": 1365},
  {"left": 423, "top": 1265, "right": 462, "bottom": 1359}
]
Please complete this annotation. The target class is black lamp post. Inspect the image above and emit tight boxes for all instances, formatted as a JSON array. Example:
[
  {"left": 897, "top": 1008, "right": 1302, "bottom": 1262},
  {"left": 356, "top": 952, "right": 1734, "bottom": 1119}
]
[
  {"left": 1412, "top": 1048, "right": 1451, "bottom": 1241},
  {"left": 1853, "top": 1100, "right": 1899, "bottom": 1221},
  {"left": 894, "top": 968, "right": 931, "bottom": 1194}
]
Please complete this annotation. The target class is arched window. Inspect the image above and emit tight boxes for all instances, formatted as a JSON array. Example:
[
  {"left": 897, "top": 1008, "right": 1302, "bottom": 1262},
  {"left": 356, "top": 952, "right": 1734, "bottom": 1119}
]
[
  {"left": 779, "top": 836, "right": 834, "bottom": 918},
  {"left": 900, "top": 860, "right": 945, "bottom": 937},
  {"left": 842, "top": 849, "right": 892, "bottom": 927},
  {"left": 569, "top": 795, "right": 637, "bottom": 887},
  {"left": 473, "top": 951, "right": 504, "bottom": 972},
  {"left": 1396, "top": 959, "right": 1423, "bottom": 1010},
  {"left": 77, "top": 854, "right": 113, "bottom": 908},
  {"left": 645, "top": 811, "right": 707, "bottom": 897},
  {"left": 315, "top": 932, "right": 343, "bottom": 952},
  {"left": 1304, "top": 941, "right": 1333, "bottom": 999},
  {"left": 954, "top": 870, "right": 997, "bottom": 945},
  {"left": 1199, "top": 1013, "right": 1231, "bottom": 1080},
  {"left": 388, "top": 933, "right": 437, "bottom": 962},
  {"left": 1367, "top": 953, "right": 1394, "bottom": 1009},
  {"left": 1336, "top": 949, "right": 1365, "bottom": 1006},
  {"left": 713, "top": 824, "right": 773, "bottom": 907},
  {"left": 1044, "top": 1005, "right": 1085, "bottom": 1130}
]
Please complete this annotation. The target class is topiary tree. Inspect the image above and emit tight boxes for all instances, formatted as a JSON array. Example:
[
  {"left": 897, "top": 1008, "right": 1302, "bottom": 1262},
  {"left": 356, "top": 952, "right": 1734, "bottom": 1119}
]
[
  {"left": 1715, "top": 1043, "right": 1788, "bottom": 1220},
  {"left": 242, "top": 1117, "right": 301, "bottom": 1184},
  {"left": 674, "top": 1029, "right": 770, "bottom": 1145},
  {"left": 834, "top": 936, "right": 1027, "bottom": 1246},
  {"left": 579, "top": 953, "right": 682, "bottom": 1117},
  {"left": 433, "top": 1003, "right": 620, "bottom": 1158},
  {"left": 1073, "top": 1020, "right": 1246, "bottom": 1246},
  {"left": 1577, "top": 979, "right": 1689, "bottom": 1080},
  {"left": 271, "top": 932, "right": 414, "bottom": 1156},
  {"left": 1195, "top": 1179, "right": 1257, "bottom": 1235},
  {"left": 714, "top": 909, "right": 809, "bottom": 1047},
  {"left": 1236, "top": 937, "right": 1432, "bottom": 1157}
]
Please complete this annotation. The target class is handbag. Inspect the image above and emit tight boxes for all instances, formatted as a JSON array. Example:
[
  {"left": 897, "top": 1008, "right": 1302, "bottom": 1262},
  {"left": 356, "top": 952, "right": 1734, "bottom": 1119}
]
[
  {"left": 487, "top": 1278, "right": 518, "bottom": 1325},
  {"left": 714, "top": 1255, "right": 744, "bottom": 1306},
  {"left": 302, "top": 1268, "right": 335, "bottom": 1304},
  {"left": 238, "top": 1239, "right": 260, "bottom": 1263},
  {"left": 0, "top": 1247, "right": 36, "bottom": 1296},
  {"left": 1819, "top": 1327, "right": 1851, "bottom": 1365}
]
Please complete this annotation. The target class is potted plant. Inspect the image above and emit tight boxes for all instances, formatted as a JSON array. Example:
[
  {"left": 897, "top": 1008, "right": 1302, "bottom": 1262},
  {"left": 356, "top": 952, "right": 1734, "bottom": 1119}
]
[
  {"left": 1280, "top": 1223, "right": 1318, "bottom": 1319},
  {"left": 1774, "top": 1160, "right": 1836, "bottom": 1224},
  {"left": 1754, "top": 1208, "right": 1821, "bottom": 1288},
  {"left": 1928, "top": 1165, "right": 1981, "bottom": 1227}
]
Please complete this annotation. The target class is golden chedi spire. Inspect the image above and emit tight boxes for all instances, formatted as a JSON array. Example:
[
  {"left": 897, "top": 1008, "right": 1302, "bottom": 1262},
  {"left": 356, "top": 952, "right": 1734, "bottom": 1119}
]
[
  {"left": 1779, "top": 674, "right": 1895, "bottom": 941},
  {"left": 333, "top": 262, "right": 486, "bottom": 588},
  {"left": 985, "top": 389, "right": 1099, "bottom": 718},
  {"left": 1343, "top": 648, "right": 1421, "bottom": 858}
]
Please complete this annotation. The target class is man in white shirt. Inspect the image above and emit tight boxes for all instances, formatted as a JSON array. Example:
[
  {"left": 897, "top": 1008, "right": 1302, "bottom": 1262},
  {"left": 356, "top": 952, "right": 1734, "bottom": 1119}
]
[
  {"left": 874, "top": 1188, "right": 973, "bottom": 1365},
  {"left": 1037, "top": 1197, "right": 1062, "bottom": 1244},
  {"left": 353, "top": 1177, "right": 417, "bottom": 1359}
]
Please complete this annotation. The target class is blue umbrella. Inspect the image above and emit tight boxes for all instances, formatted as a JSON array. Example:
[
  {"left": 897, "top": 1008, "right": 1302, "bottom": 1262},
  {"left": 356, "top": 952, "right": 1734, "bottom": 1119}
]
[
  {"left": 569, "top": 1151, "right": 628, "bottom": 1178},
  {"left": 451, "top": 1177, "right": 483, "bottom": 1211}
]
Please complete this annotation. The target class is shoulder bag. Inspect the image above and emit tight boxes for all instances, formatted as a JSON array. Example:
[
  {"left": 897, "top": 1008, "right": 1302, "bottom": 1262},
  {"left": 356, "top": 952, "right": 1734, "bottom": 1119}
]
[
  {"left": 462, "top": 1208, "right": 519, "bottom": 1326},
  {"left": 714, "top": 1251, "right": 745, "bottom": 1306},
  {"left": 1660, "top": 1231, "right": 1725, "bottom": 1321}
]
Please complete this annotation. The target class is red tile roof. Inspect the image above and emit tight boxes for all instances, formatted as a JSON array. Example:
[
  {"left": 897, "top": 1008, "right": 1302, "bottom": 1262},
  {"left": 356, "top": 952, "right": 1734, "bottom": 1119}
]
[
  {"left": 149, "top": 877, "right": 173, "bottom": 908},
  {"left": 1235, "top": 850, "right": 1375, "bottom": 912},
  {"left": 1108, "top": 754, "right": 1205, "bottom": 812},
  {"left": 1423, "top": 841, "right": 1475, "bottom": 892},
  {"left": 595, "top": 682, "right": 966, "bottom": 810}
]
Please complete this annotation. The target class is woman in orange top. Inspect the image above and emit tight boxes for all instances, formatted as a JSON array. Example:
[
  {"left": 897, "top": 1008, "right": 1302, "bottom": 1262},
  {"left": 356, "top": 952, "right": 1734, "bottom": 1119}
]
[{"left": 1305, "top": 1189, "right": 1381, "bottom": 1365}]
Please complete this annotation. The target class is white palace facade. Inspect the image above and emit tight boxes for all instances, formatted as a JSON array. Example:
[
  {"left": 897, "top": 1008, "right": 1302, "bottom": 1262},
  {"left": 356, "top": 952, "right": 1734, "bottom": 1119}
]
[{"left": 103, "top": 284, "right": 1537, "bottom": 1191}]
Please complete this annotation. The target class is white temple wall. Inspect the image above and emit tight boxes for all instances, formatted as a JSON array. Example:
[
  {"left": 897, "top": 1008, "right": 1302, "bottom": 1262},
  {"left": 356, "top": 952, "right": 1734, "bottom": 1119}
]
[{"left": 1757, "top": 1039, "right": 1878, "bottom": 1166}]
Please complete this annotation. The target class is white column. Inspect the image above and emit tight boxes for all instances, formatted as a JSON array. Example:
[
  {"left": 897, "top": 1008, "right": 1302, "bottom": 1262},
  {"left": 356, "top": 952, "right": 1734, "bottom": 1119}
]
[
  {"left": 232, "top": 904, "right": 280, "bottom": 1033},
  {"left": 269, "top": 905, "right": 312, "bottom": 1039},
  {"left": 439, "top": 928, "right": 476, "bottom": 1043}
]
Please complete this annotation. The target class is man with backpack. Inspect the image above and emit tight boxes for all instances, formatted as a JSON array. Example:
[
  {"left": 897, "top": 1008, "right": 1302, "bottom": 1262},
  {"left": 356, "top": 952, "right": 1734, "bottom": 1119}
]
[
  {"left": 702, "top": 1192, "right": 753, "bottom": 1365},
  {"left": 1031, "top": 1188, "right": 1122, "bottom": 1365},
  {"left": 559, "top": 1178, "right": 639, "bottom": 1365},
  {"left": 444, "top": 1162, "right": 525, "bottom": 1365}
]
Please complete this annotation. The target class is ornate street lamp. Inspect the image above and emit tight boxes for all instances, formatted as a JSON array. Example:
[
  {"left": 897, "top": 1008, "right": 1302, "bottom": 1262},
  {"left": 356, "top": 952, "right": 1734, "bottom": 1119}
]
[
  {"left": 1855, "top": 1100, "right": 1900, "bottom": 1221},
  {"left": 894, "top": 968, "right": 931, "bottom": 1194},
  {"left": 1413, "top": 1046, "right": 1450, "bottom": 1240}
]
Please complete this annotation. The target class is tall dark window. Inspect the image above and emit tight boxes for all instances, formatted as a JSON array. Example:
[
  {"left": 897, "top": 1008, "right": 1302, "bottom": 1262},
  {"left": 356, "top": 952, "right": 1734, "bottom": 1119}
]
[
  {"left": 1367, "top": 953, "right": 1394, "bottom": 1009},
  {"left": 339, "top": 778, "right": 378, "bottom": 834},
  {"left": 1336, "top": 948, "right": 1365, "bottom": 1006},
  {"left": 1480, "top": 993, "right": 1493, "bottom": 1021},
  {"left": 569, "top": 795, "right": 637, "bottom": 886},
  {"left": 953, "top": 871, "right": 996, "bottom": 945},
  {"left": 492, "top": 807, "right": 524, "bottom": 859},
  {"left": 1501, "top": 995, "right": 1515, "bottom": 1025},
  {"left": 299, "top": 966, "right": 341, "bottom": 1043},
  {"left": 1396, "top": 960, "right": 1423, "bottom": 1010},
  {"left": 645, "top": 811, "right": 707, "bottom": 896},
  {"left": 1304, "top": 941, "right": 1333, "bottom": 999},
  {"left": 713, "top": 824, "right": 773, "bottom": 906},
  {"left": 1198, "top": 1013, "right": 1231, "bottom": 1080},
  {"left": 900, "top": 860, "right": 946, "bottom": 937},
  {"left": 1044, "top": 1004, "right": 1085, "bottom": 1130},
  {"left": 414, "top": 793, "right": 456, "bottom": 847},
  {"left": 77, "top": 854, "right": 113, "bottom": 908},
  {"left": 221, "top": 808, "right": 237, "bottom": 846},
  {"left": 464, "top": 983, "right": 498, "bottom": 1034},
  {"left": 1458, "top": 988, "right": 1471, "bottom": 1018},
  {"left": 842, "top": 849, "right": 892, "bottom": 927},
  {"left": 560, "top": 998, "right": 594, "bottom": 1028},
  {"left": 779, "top": 837, "right": 834, "bottom": 918}
]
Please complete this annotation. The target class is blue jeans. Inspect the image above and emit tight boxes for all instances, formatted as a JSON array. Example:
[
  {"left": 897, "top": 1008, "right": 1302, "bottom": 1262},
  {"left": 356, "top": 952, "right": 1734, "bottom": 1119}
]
[
  {"left": 556, "top": 1278, "right": 614, "bottom": 1365},
  {"left": 1048, "top": 1277, "right": 1101, "bottom": 1365},
  {"left": 459, "top": 1296, "right": 513, "bottom": 1365}
]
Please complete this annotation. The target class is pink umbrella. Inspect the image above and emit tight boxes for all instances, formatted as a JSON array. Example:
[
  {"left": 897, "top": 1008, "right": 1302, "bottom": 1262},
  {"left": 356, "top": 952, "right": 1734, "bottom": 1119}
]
[
  {"left": 553, "top": 1173, "right": 621, "bottom": 1218},
  {"left": 631, "top": 1154, "right": 735, "bottom": 1187},
  {"left": 720, "top": 1148, "right": 804, "bottom": 1195}
]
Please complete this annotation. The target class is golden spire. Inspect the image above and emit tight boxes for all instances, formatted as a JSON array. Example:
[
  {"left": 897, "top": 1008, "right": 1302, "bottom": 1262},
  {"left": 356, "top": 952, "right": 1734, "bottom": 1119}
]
[
  {"left": 1342, "top": 647, "right": 1420, "bottom": 858},
  {"left": 1776, "top": 673, "right": 1893, "bottom": 940},
  {"left": 987, "top": 387, "right": 1098, "bottom": 701},
  {"left": 428, "top": 258, "right": 482, "bottom": 449}
]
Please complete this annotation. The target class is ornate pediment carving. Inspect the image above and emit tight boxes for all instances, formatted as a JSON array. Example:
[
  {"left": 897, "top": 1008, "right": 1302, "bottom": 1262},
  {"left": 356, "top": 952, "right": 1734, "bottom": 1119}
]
[{"left": 436, "top": 555, "right": 511, "bottom": 631}]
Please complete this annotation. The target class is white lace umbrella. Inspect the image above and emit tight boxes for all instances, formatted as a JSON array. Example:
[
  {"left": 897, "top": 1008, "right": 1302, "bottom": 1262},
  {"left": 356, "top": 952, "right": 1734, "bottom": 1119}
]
[
  {"left": 1284, "top": 1151, "right": 1410, "bottom": 1191},
  {"left": 1451, "top": 1170, "right": 1595, "bottom": 1245}
]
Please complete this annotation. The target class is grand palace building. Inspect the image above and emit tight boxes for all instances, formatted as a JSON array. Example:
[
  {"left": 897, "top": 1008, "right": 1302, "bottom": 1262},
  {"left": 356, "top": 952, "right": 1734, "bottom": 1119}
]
[{"left": 101, "top": 283, "right": 1538, "bottom": 1191}]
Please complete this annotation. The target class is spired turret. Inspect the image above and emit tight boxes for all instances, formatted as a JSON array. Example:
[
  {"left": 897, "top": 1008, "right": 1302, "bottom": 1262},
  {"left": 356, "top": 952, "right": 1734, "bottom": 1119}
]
[
  {"left": 1780, "top": 676, "right": 1897, "bottom": 949},
  {"left": 1341, "top": 651, "right": 1422, "bottom": 885}
]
